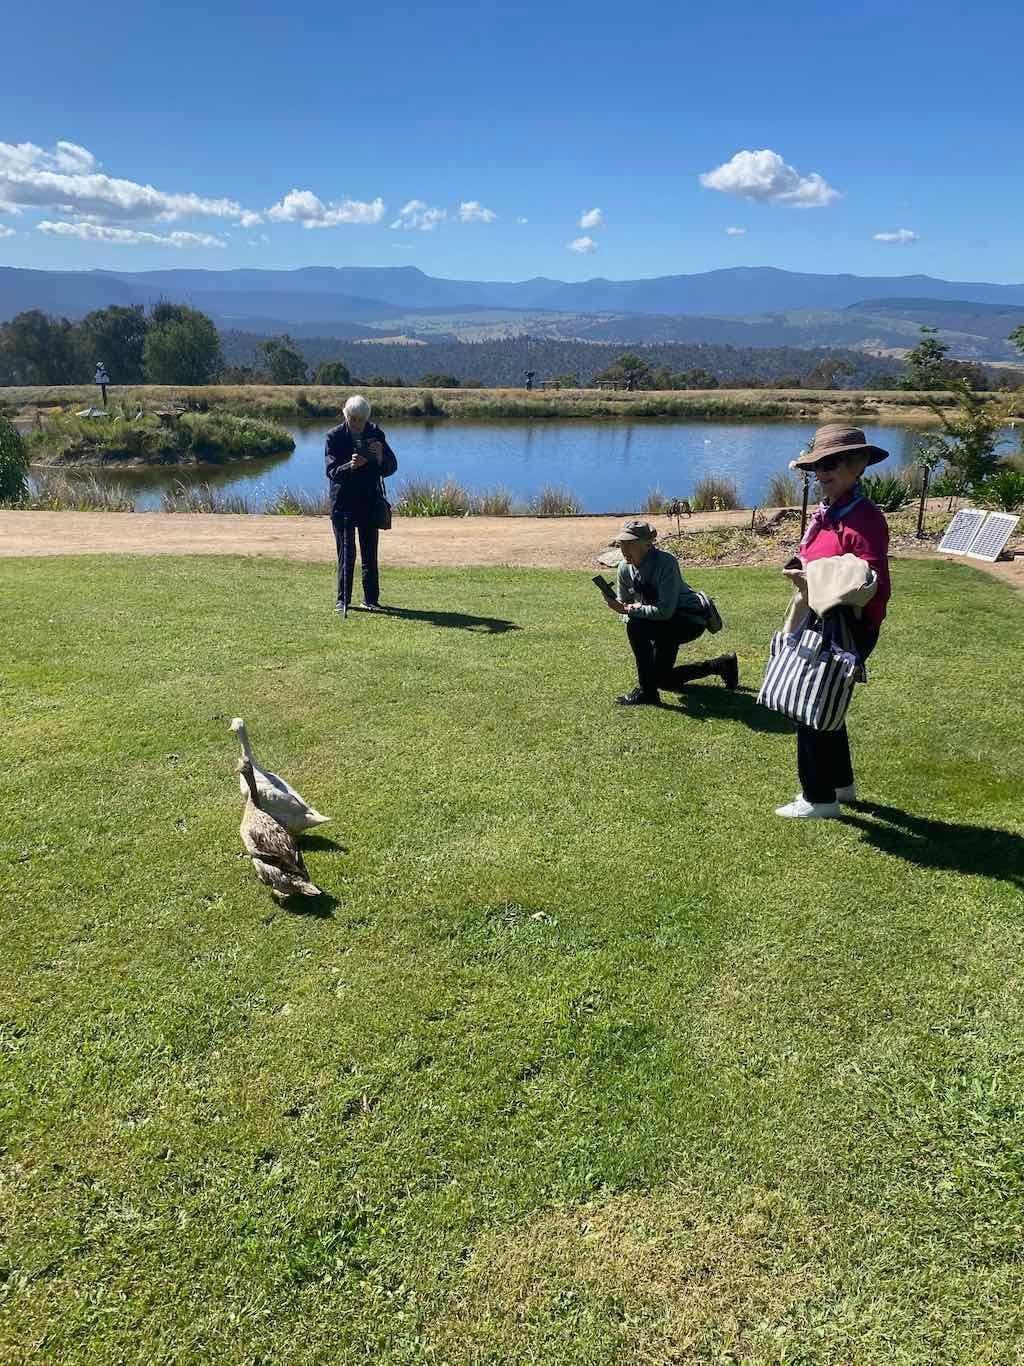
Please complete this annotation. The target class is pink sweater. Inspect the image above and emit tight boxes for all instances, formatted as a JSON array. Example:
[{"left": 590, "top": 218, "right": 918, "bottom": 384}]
[{"left": 800, "top": 495, "right": 891, "bottom": 630}]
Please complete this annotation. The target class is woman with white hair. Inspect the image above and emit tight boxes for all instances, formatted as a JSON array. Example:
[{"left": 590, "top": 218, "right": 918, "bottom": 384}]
[{"left": 325, "top": 394, "right": 398, "bottom": 613}]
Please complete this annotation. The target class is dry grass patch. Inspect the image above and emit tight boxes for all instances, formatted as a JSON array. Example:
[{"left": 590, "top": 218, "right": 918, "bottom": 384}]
[{"left": 430, "top": 1185, "right": 821, "bottom": 1363}]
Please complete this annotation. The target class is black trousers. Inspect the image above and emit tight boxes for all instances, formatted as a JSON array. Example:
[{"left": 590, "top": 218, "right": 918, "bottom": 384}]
[
  {"left": 796, "top": 622, "right": 878, "bottom": 803},
  {"left": 626, "top": 615, "right": 714, "bottom": 696},
  {"left": 332, "top": 516, "right": 380, "bottom": 607}
]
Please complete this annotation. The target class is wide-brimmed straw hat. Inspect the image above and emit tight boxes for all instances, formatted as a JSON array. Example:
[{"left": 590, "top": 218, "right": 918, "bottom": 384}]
[
  {"left": 612, "top": 518, "right": 658, "bottom": 544},
  {"left": 792, "top": 424, "right": 889, "bottom": 470}
]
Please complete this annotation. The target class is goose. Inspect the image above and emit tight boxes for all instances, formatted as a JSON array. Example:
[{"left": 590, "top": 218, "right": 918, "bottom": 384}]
[
  {"left": 229, "top": 718, "right": 330, "bottom": 834},
  {"left": 238, "top": 758, "right": 322, "bottom": 901}
]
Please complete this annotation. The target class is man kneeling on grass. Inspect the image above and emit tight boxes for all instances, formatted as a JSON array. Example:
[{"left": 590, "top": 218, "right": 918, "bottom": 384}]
[{"left": 607, "top": 519, "right": 738, "bottom": 706}]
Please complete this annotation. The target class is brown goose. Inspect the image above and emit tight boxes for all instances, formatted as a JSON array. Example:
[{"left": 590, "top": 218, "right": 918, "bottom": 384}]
[{"left": 237, "top": 758, "right": 322, "bottom": 901}]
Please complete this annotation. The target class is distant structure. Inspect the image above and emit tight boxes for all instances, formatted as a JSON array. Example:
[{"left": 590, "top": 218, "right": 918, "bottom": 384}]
[{"left": 94, "top": 361, "right": 110, "bottom": 407}]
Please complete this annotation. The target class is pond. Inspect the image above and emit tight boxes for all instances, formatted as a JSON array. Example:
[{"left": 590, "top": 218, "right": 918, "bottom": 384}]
[{"left": 40, "top": 419, "right": 929, "bottom": 513}]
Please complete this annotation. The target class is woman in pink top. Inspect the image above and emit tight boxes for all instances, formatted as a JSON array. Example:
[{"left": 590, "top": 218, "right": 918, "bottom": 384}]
[{"left": 775, "top": 425, "right": 891, "bottom": 820}]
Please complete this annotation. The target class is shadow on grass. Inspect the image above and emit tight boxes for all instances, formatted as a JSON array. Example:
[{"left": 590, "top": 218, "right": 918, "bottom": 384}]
[
  {"left": 300, "top": 834, "right": 348, "bottom": 854},
  {"left": 266, "top": 891, "right": 339, "bottom": 920},
  {"left": 663, "top": 685, "right": 793, "bottom": 734},
  {"left": 376, "top": 605, "right": 520, "bottom": 634},
  {"left": 844, "top": 802, "right": 1024, "bottom": 890}
]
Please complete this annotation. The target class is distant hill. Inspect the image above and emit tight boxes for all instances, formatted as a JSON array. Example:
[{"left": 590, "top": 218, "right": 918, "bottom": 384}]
[
  {"left": 3, "top": 265, "right": 1022, "bottom": 360},
  {"left": 220, "top": 331, "right": 902, "bottom": 389}
]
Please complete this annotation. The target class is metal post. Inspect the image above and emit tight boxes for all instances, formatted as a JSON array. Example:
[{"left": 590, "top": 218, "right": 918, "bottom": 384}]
[
  {"left": 800, "top": 471, "right": 811, "bottom": 538},
  {"left": 916, "top": 464, "right": 930, "bottom": 540},
  {"left": 339, "top": 516, "right": 349, "bottom": 619}
]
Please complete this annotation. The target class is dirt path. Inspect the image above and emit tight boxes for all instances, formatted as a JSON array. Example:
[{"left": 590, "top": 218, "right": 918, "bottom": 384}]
[
  {"left": 0, "top": 509, "right": 753, "bottom": 571},
  {"left": 1, "top": 509, "right": 1021, "bottom": 590}
]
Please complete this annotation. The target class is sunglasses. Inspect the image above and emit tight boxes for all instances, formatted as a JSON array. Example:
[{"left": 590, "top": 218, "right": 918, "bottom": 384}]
[{"left": 810, "top": 454, "right": 846, "bottom": 473}]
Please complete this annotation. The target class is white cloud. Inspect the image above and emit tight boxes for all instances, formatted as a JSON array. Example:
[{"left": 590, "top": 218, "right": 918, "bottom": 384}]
[
  {"left": 0, "top": 224, "right": 15, "bottom": 238},
  {"left": 457, "top": 200, "right": 497, "bottom": 223},
  {"left": 873, "top": 228, "right": 918, "bottom": 244},
  {"left": 265, "top": 188, "right": 384, "bottom": 228},
  {"left": 725, "top": 225, "right": 747, "bottom": 236},
  {"left": 0, "top": 140, "right": 261, "bottom": 225},
  {"left": 516, "top": 216, "right": 528, "bottom": 225},
  {"left": 37, "top": 220, "right": 226, "bottom": 248},
  {"left": 699, "top": 149, "right": 841, "bottom": 208},
  {"left": 568, "top": 235, "right": 598, "bottom": 254},
  {"left": 390, "top": 199, "right": 446, "bottom": 231},
  {"left": 579, "top": 207, "right": 603, "bottom": 229}
]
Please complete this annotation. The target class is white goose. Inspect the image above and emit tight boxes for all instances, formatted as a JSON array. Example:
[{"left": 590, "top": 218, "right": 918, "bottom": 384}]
[{"left": 230, "top": 717, "right": 330, "bottom": 834}]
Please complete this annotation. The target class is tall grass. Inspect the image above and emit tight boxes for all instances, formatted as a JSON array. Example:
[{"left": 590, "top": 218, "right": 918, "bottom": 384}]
[
  {"left": 470, "top": 487, "right": 515, "bottom": 516},
  {"left": 394, "top": 477, "right": 471, "bottom": 516},
  {"left": 764, "top": 472, "right": 800, "bottom": 507},
  {"left": 23, "top": 471, "right": 138, "bottom": 511},
  {"left": 265, "top": 486, "right": 332, "bottom": 515},
  {"left": 26, "top": 408, "right": 293, "bottom": 465},
  {"left": 690, "top": 474, "right": 740, "bottom": 512},
  {"left": 160, "top": 480, "right": 255, "bottom": 514},
  {"left": 644, "top": 488, "right": 667, "bottom": 514},
  {"left": 529, "top": 484, "right": 582, "bottom": 516},
  {"left": 860, "top": 472, "right": 912, "bottom": 512}
]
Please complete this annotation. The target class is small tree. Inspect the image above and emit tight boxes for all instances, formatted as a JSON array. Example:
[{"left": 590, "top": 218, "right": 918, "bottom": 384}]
[
  {"left": 312, "top": 360, "right": 352, "bottom": 386},
  {"left": 0, "top": 415, "right": 29, "bottom": 504},
  {"left": 259, "top": 335, "right": 308, "bottom": 385},
  {"left": 807, "top": 356, "right": 856, "bottom": 390},
  {"left": 900, "top": 327, "right": 950, "bottom": 391},
  {"left": 911, "top": 432, "right": 947, "bottom": 538},
  {"left": 592, "top": 352, "right": 653, "bottom": 390},
  {"left": 924, "top": 379, "right": 1011, "bottom": 495},
  {"left": 1010, "top": 326, "right": 1024, "bottom": 357},
  {"left": 418, "top": 372, "right": 460, "bottom": 387}
]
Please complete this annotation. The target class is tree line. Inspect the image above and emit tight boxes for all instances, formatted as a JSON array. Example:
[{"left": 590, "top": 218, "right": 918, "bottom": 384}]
[{"left": 4, "top": 304, "right": 1023, "bottom": 392}]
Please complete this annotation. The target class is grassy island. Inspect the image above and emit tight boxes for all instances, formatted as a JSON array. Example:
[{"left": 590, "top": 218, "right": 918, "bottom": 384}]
[{"left": 26, "top": 407, "right": 295, "bottom": 467}]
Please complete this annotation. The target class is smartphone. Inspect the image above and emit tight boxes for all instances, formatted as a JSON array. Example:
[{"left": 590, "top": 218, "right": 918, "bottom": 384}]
[{"left": 592, "top": 574, "right": 617, "bottom": 600}]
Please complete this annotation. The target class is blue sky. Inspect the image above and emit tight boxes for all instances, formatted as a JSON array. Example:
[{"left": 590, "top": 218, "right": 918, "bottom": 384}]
[{"left": 2, "top": 0, "right": 1021, "bottom": 284}]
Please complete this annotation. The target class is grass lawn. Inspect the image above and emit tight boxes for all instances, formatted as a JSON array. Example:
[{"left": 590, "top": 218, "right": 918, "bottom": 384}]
[{"left": 1, "top": 554, "right": 1022, "bottom": 1364}]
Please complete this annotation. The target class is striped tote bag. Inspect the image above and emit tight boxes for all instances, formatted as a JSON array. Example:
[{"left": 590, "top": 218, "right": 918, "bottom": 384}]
[{"left": 756, "top": 624, "right": 859, "bottom": 731}]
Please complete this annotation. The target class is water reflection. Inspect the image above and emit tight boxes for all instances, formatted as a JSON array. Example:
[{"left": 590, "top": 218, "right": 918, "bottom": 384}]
[{"left": 41, "top": 418, "right": 943, "bottom": 514}]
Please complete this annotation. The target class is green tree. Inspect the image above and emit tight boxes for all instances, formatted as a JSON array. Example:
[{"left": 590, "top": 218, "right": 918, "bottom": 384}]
[
  {"left": 365, "top": 374, "right": 404, "bottom": 387},
  {"left": 76, "top": 305, "right": 149, "bottom": 384},
  {"left": 143, "top": 304, "right": 223, "bottom": 385},
  {"left": 0, "top": 310, "right": 81, "bottom": 385},
  {"left": 1010, "top": 326, "right": 1024, "bottom": 357},
  {"left": 418, "top": 372, "right": 460, "bottom": 387},
  {"left": 259, "top": 335, "right": 308, "bottom": 385},
  {"left": 0, "top": 414, "right": 29, "bottom": 503},
  {"left": 592, "top": 353, "right": 653, "bottom": 389},
  {"left": 900, "top": 327, "right": 950, "bottom": 390},
  {"left": 808, "top": 356, "right": 856, "bottom": 390},
  {"left": 312, "top": 360, "right": 352, "bottom": 386}
]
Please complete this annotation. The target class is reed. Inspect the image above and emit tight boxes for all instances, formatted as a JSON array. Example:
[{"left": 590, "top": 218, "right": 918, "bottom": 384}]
[
  {"left": 394, "top": 477, "right": 471, "bottom": 517},
  {"left": 529, "top": 484, "right": 582, "bottom": 516},
  {"left": 764, "top": 471, "right": 800, "bottom": 507},
  {"left": 159, "top": 480, "right": 255, "bottom": 514},
  {"left": 690, "top": 473, "right": 740, "bottom": 512},
  {"left": 23, "top": 471, "right": 137, "bottom": 511}
]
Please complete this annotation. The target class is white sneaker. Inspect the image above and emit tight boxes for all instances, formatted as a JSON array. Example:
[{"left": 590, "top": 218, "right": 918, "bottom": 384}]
[
  {"left": 775, "top": 795, "right": 842, "bottom": 820},
  {"left": 835, "top": 784, "right": 857, "bottom": 804}
]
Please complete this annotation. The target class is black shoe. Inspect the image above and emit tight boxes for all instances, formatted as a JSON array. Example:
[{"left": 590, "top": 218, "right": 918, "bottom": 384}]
[
  {"left": 614, "top": 686, "right": 661, "bottom": 706},
  {"left": 716, "top": 653, "right": 739, "bottom": 690}
]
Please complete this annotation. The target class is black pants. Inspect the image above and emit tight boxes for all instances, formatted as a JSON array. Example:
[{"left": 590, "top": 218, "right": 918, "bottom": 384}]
[
  {"left": 626, "top": 615, "right": 715, "bottom": 696},
  {"left": 333, "top": 516, "right": 380, "bottom": 607},
  {"left": 796, "top": 623, "right": 878, "bottom": 803}
]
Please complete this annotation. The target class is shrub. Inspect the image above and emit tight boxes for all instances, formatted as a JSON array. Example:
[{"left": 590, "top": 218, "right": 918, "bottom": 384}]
[
  {"left": 529, "top": 485, "right": 581, "bottom": 516},
  {"left": 470, "top": 487, "right": 514, "bottom": 516},
  {"left": 861, "top": 472, "right": 912, "bottom": 512},
  {"left": 0, "top": 415, "right": 29, "bottom": 503},
  {"left": 975, "top": 469, "right": 1024, "bottom": 514},
  {"left": 765, "top": 472, "right": 800, "bottom": 507},
  {"left": 690, "top": 474, "right": 740, "bottom": 512},
  {"left": 394, "top": 478, "right": 470, "bottom": 517},
  {"left": 644, "top": 488, "right": 667, "bottom": 514}
]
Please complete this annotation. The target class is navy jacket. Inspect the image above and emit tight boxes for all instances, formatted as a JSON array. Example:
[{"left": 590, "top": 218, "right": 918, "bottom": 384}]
[{"left": 325, "top": 420, "right": 398, "bottom": 519}]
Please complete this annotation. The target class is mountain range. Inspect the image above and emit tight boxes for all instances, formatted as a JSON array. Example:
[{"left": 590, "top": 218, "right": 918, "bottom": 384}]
[{"left": 2, "top": 264, "right": 1023, "bottom": 360}]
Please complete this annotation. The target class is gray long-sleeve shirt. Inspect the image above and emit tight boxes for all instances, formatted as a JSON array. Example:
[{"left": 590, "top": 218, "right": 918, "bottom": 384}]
[{"left": 616, "top": 545, "right": 704, "bottom": 621}]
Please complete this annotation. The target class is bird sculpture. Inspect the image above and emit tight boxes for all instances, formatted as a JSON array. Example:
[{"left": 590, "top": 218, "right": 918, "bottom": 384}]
[
  {"left": 229, "top": 718, "right": 329, "bottom": 834},
  {"left": 238, "top": 758, "right": 322, "bottom": 901}
]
